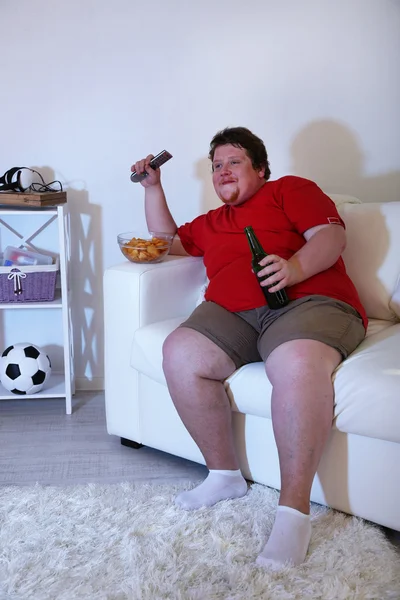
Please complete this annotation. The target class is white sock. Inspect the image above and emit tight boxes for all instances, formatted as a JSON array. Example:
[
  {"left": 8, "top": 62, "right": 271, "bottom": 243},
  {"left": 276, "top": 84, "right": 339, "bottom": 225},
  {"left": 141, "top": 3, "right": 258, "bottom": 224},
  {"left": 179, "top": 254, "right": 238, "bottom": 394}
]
[
  {"left": 175, "top": 469, "right": 248, "bottom": 510},
  {"left": 256, "top": 506, "right": 312, "bottom": 570}
]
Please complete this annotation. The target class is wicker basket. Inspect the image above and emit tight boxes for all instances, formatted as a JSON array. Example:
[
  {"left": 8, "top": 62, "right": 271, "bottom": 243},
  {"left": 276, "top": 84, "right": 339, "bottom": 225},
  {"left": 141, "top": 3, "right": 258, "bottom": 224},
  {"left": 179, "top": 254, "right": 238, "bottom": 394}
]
[{"left": 0, "top": 258, "right": 59, "bottom": 302}]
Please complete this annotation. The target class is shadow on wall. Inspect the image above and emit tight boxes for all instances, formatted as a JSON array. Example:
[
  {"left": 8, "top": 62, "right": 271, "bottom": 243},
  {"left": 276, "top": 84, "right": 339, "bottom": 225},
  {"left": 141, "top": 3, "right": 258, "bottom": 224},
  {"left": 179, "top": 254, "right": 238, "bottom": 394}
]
[
  {"left": 194, "top": 119, "right": 400, "bottom": 213},
  {"left": 66, "top": 187, "right": 103, "bottom": 388},
  {"left": 28, "top": 168, "right": 104, "bottom": 387},
  {"left": 290, "top": 120, "right": 400, "bottom": 203}
]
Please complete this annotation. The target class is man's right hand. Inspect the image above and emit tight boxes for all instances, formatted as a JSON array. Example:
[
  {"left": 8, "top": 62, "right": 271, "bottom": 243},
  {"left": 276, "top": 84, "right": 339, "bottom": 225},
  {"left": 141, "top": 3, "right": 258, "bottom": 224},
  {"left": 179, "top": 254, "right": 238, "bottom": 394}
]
[{"left": 131, "top": 155, "right": 161, "bottom": 188}]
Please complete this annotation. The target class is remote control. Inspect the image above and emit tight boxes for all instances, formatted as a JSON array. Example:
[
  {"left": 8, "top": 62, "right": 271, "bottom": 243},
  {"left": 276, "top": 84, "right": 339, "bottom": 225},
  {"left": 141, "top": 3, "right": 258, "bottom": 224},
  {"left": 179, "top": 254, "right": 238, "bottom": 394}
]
[{"left": 130, "top": 149, "right": 173, "bottom": 183}]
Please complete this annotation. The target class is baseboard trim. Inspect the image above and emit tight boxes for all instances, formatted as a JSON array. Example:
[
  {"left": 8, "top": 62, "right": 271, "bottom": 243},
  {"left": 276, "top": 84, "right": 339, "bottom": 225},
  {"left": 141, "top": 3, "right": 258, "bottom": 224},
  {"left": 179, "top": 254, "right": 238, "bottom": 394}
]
[{"left": 75, "top": 377, "right": 104, "bottom": 391}]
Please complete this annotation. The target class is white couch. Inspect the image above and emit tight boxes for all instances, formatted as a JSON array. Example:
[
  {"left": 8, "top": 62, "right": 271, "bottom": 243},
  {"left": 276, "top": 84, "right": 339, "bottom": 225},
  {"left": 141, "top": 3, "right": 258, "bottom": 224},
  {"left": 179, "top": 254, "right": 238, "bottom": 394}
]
[{"left": 104, "top": 200, "right": 400, "bottom": 531}]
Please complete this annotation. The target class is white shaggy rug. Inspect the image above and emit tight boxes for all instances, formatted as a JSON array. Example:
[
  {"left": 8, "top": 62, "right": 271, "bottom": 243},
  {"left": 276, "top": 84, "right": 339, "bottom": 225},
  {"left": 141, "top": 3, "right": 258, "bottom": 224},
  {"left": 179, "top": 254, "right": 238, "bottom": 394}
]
[{"left": 0, "top": 482, "right": 399, "bottom": 600}]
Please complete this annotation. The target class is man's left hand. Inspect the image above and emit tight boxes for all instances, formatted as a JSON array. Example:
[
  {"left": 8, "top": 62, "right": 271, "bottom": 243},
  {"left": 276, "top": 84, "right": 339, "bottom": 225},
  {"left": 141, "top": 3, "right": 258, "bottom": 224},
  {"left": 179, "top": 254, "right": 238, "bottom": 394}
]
[{"left": 257, "top": 255, "right": 302, "bottom": 292}]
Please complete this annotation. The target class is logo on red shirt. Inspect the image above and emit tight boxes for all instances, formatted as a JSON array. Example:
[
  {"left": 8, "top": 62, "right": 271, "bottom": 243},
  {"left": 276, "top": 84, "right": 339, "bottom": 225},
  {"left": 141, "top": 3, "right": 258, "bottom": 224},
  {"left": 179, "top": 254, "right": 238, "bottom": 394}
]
[{"left": 327, "top": 217, "right": 342, "bottom": 225}]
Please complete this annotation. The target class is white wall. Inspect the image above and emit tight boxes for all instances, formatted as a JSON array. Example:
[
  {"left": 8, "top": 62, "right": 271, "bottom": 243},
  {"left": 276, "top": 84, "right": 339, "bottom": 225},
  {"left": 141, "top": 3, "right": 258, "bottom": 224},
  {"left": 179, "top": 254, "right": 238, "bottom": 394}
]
[{"left": 0, "top": 0, "right": 399, "bottom": 389}]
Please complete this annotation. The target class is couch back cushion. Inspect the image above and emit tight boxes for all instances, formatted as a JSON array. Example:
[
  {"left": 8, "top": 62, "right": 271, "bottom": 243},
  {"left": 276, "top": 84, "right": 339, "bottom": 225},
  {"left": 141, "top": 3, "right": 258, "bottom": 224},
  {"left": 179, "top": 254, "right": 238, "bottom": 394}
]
[{"left": 336, "top": 202, "right": 400, "bottom": 321}]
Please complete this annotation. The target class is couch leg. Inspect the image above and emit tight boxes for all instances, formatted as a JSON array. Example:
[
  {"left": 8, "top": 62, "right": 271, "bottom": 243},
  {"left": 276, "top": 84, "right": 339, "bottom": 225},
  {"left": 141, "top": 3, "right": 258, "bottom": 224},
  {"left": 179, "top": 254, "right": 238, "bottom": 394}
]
[{"left": 121, "top": 437, "right": 144, "bottom": 449}]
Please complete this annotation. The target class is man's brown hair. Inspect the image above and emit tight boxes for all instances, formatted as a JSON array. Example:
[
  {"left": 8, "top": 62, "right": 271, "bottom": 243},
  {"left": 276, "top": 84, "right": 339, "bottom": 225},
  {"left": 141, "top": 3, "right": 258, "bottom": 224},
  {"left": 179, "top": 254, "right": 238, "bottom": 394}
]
[{"left": 209, "top": 126, "right": 271, "bottom": 181}]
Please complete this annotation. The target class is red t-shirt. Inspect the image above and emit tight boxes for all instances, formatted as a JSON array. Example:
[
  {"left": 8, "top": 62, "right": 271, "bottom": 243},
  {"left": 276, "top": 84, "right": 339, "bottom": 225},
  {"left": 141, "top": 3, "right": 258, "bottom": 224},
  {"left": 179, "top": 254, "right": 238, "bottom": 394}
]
[{"left": 177, "top": 176, "right": 367, "bottom": 328}]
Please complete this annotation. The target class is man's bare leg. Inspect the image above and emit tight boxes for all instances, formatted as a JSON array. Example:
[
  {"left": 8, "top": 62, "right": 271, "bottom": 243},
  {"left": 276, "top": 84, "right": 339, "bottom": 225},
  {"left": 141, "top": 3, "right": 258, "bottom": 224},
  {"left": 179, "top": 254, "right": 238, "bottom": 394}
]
[
  {"left": 257, "top": 339, "right": 342, "bottom": 569},
  {"left": 162, "top": 327, "right": 247, "bottom": 509}
]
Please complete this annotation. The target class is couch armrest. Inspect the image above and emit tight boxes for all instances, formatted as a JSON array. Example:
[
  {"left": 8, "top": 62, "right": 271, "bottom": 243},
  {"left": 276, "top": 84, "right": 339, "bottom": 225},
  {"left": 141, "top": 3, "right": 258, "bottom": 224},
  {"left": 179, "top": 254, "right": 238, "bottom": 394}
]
[
  {"left": 103, "top": 255, "right": 206, "bottom": 440},
  {"left": 104, "top": 255, "right": 206, "bottom": 327}
]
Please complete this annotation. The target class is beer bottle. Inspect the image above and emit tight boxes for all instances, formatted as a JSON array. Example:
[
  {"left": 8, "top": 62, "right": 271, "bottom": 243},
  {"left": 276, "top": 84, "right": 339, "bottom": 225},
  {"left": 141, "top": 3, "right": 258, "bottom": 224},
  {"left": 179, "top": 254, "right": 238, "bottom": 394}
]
[{"left": 244, "top": 226, "right": 289, "bottom": 310}]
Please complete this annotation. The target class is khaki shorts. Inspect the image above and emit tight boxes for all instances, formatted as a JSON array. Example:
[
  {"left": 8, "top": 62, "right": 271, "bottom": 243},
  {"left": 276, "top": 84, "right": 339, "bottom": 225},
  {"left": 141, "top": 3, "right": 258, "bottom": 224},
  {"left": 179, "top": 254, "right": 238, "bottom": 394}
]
[{"left": 179, "top": 296, "right": 366, "bottom": 369}]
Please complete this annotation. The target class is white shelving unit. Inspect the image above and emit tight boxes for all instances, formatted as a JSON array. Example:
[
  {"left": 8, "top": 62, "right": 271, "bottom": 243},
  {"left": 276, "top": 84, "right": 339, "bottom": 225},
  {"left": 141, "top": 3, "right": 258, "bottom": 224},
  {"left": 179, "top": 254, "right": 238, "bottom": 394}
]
[{"left": 0, "top": 204, "right": 75, "bottom": 414}]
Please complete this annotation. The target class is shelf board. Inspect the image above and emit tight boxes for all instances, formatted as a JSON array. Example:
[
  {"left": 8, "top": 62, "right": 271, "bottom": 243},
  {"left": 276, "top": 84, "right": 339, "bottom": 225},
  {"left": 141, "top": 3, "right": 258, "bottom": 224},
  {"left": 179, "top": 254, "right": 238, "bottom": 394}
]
[
  {"left": 0, "top": 373, "right": 66, "bottom": 399},
  {"left": 0, "top": 290, "right": 64, "bottom": 309},
  {"left": 0, "top": 192, "right": 66, "bottom": 208},
  {"left": 0, "top": 207, "right": 59, "bottom": 214}
]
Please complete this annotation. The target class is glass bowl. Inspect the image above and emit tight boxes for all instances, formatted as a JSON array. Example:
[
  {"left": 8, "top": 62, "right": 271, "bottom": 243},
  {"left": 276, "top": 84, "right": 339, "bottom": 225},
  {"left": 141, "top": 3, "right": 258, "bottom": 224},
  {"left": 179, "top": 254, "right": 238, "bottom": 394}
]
[{"left": 117, "top": 231, "right": 174, "bottom": 264}]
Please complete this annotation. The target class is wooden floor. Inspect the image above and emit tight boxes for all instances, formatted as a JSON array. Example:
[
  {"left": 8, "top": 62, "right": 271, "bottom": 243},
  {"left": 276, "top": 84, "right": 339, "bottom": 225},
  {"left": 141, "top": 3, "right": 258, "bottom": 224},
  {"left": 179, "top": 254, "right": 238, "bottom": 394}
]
[
  {"left": 1, "top": 391, "right": 398, "bottom": 551},
  {"left": 0, "top": 391, "right": 207, "bottom": 486}
]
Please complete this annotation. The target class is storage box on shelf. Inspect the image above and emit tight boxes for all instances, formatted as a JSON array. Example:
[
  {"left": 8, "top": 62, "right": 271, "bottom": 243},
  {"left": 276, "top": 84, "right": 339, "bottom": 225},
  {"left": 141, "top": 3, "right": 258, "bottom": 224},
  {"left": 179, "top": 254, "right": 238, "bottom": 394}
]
[{"left": 0, "top": 260, "right": 59, "bottom": 303}]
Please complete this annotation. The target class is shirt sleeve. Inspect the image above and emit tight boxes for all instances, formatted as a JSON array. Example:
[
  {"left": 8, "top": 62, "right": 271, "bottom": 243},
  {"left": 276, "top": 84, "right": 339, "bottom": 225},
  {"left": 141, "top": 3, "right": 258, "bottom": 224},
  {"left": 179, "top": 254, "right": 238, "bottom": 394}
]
[
  {"left": 176, "top": 214, "right": 207, "bottom": 257},
  {"left": 277, "top": 176, "right": 345, "bottom": 234}
]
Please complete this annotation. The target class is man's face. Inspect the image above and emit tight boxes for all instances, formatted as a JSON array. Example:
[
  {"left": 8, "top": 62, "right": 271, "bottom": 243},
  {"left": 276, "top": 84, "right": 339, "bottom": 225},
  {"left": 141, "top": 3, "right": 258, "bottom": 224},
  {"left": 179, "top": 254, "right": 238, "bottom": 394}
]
[{"left": 212, "top": 144, "right": 265, "bottom": 206}]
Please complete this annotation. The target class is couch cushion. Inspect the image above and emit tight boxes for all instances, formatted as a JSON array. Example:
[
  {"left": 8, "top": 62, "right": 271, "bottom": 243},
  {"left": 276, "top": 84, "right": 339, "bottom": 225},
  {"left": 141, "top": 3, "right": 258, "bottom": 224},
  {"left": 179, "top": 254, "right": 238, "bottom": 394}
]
[
  {"left": 337, "top": 202, "right": 400, "bottom": 321},
  {"left": 131, "top": 317, "right": 399, "bottom": 443},
  {"left": 328, "top": 194, "right": 362, "bottom": 208},
  {"left": 131, "top": 317, "right": 186, "bottom": 385},
  {"left": 332, "top": 323, "right": 400, "bottom": 443},
  {"left": 227, "top": 322, "right": 400, "bottom": 444}
]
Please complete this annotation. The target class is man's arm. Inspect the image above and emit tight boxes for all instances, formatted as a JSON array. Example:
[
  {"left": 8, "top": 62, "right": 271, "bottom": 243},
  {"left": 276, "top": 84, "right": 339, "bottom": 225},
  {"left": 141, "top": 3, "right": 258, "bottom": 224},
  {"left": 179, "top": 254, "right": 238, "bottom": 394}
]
[
  {"left": 144, "top": 183, "right": 177, "bottom": 234},
  {"left": 289, "top": 223, "right": 346, "bottom": 282},
  {"left": 258, "top": 224, "right": 346, "bottom": 292},
  {"left": 131, "top": 154, "right": 177, "bottom": 234},
  {"left": 144, "top": 185, "right": 189, "bottom": 255},
  {"left": 131, "top": 154, "right": 190, "bottom": 257}
]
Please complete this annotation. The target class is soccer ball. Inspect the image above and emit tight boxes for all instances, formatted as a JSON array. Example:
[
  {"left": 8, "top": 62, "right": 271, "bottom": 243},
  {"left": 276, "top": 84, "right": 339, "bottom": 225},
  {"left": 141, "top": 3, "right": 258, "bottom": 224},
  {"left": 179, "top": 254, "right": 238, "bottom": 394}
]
[{"left": 0, "top": 343, "right": 52, "bottom": 395}]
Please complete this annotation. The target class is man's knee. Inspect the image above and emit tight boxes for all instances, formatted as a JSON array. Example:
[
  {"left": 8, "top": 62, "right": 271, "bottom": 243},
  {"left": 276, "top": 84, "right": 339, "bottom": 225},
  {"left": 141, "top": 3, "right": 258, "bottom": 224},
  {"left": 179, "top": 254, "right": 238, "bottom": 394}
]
[
  {"left": 162, "top": 327, "right": 236, "bottom": 381},
  {"left": 162, "top": 328, "right": 192, "bottom": 372},
  {"left": 265, "top": 339, "right": 342, "bottom": 385}
]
